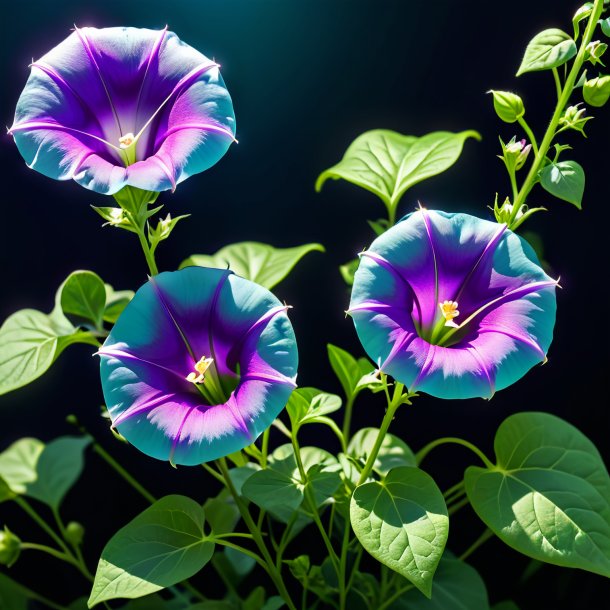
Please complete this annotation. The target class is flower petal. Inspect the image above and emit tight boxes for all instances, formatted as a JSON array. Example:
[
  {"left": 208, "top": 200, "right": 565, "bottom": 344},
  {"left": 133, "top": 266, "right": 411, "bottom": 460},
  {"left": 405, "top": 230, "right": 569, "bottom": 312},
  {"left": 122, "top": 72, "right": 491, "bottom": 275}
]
[
  {"left": 99, "top": 268, "right": 298, "bottom": 465},
  {"left": 11, "top": 27, "right": 235, "bottom": 194},
  {"left": 350, "top": 210, "right": 557, "bottom": 400}
]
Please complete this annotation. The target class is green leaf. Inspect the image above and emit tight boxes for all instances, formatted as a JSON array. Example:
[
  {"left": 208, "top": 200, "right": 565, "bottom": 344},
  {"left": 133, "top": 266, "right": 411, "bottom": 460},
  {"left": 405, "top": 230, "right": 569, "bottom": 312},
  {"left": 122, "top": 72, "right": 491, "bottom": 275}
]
[
  {"left": 242, "top": 445, "right": 341, "bottom": 521},
  {"left": 103, "top": 285, "right": 134, "bottom": 324},
  {"left": 60, "top": 270, "right": 106, "bottom": 330},
  {"left": 0, "top": 436, "right": 90, "bottom": 509},
  {"left": 0, "top": 302, "right": 98, "bottom": 396},
  {"left": 89, "top": 495, "right": 215, "bottom": 606},
  {"left": 517, "top": 29, "right": 577, "bottom": 75},
  {"left": 0, "top": 573, "right": 31, "bottom": 610},
  {"left": 316, "top": 130, "right": 480, "bottom": 214},
  {"left": 348, "top": 428, "right": 416, "bottom": 476},
  {"left": 203, "top": 490, "right": 239, "bottom": 535},
  {"left": 286, "top": 387, "right": 342, "bottom": 427},
  {"left": 388, "top": 556, "right": 490, "bottom": 610},
  {"left": 327, "top": 344, "right": 382, "bottom": 400},
  {"left": 465, "top": 412, "right": 610, "bottom": 578},
  {"left": 350, "top": 466, "right": 448, "bottom": 597},
  {"left": 583, "top": 74, "right": 610, "bottom": 106},
  {"left": 241, "top": 466, "right": 304, "bottom": 515},
  {"left": 0, "top": 476, "right": 15, "bottom": 503},
  {"left": 490, "top": 90, "right": 525, "bottom": 123},
  {"left": 601, "top": 17, "right": 610, "bottom": 38},
  {"left": 228, "top": 463, "right": 260, "bottom": 495},
  {"left": 539, "top": 160, "right": 585, "bottom": 208},
  {"left": 180, "top": 242, "right": 324, "bottom": 290},
  {"left": 573, "top": 3, "right": 594, "bottom": 40},
  {"left": 262, "top": 596, "right": 285, "bottom": 610},
  {"left": 0, "top": 438, "right": 43, "bottom": 495},
  {"left": 242, "top": 586, "right": 265, "bottom": 610},
  {"left": 187, "top": 603, "right": 234, "bottom": 610},
  {"left": 340, "top": 258, "right": 359, "bottom": 286}
]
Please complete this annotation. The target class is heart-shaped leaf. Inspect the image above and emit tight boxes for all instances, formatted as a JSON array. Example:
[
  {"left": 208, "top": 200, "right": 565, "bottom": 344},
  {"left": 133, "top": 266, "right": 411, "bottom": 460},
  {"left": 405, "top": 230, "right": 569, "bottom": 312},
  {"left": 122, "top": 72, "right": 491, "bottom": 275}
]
[
  {"left": 316, "top": 130, "right": 480, "bottom": 215},
  {"left": 59, "top": 270, "right": 107, "bottom": 330},
  {"left": 0, "top": 436, "right": 90, "bottom": 509},
  {"left": 350, "top": 466, "right": 448, "bottom": 597},
  {"left": 539, "top": 160, "right": 585, "bottom": 208},
  {"left": 89, "top": 495, "right": 214, "bottom": 606},
  {"left": 348, "top": 428, "right": 416, "bottom": 476},
  {"left": 516, "top": 29, "right": 577, "bottom": 75},
  {"left": 388, "top": 555, "right": 489, "bottom": 609},
  {"left": 180, "top": 242, "right": 324, "bottom": 290},
  {"left": 465, "top": 412, "right": 610, "bottom": 578}
]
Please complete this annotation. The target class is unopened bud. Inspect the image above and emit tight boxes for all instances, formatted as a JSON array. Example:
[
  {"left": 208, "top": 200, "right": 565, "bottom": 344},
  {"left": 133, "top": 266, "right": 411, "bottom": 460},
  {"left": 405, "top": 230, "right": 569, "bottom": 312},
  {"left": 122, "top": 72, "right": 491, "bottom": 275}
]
[
  {"left": 0, "top": 526, "right": 21, "bottom": 567},
  {"left": 65, "top": 521, "right": 85, "bottom": 547}
]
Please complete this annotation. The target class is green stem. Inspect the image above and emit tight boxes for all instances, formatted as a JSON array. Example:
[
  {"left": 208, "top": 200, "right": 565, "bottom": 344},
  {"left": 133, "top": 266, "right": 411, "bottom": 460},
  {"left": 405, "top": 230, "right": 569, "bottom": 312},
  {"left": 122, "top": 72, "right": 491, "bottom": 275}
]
[
  {"left": 551, "top": 67, "right": 562, "bottom": 102},
  {"left": 342, "top": 395, "right": 355, "bottom": 445},
  {"left": 356, "top": 383, "right": 405, "bottom": 486},
  {"left": 459, "top": 528, "right": 494, "bottom": 561},
  {"left": 216, "top": 457, "right": 298, "bottom": 610},
  {"left": 135, "top": 223, "right": 159, "bottom": 276},
  {"left": 508, "top": 167, "right": 518, "bottom": 202},
  {"left": 447, "top": 495, "right": 470, "bottom": 516},
  {"left": 338, "top": 515, "right": 351, "bottom": 610},
  {"left": 443, "top": 480, "right": 465, "bottom": 500},
  {"left": 516, "top": 116, "right": 539, "bottom": 156},
  {"left": 212, "top": 538, "right": 268, "bottom": 572},
  {"left": 93, "top": 443, "right": 157, "bottom": 504},
  {"left": 52, "top": 507, "right": 91, "bottom": 577},
  {"left": 508, "top": 0, "right": 603, "bottom": 227},
  {"left": 415, "top": 436, "right": 495, "bottom": 470},
  {"left": 20, "top": 542, "right": 73, "bottom": 563},
  {"left": 261, "top": 427, "right": 270, "bottom": 468},
  {"left": 202, "top": 462, "right": 226, "bottom": 485},
  {"left": 15, "top": 498, "right": 71, "bottom": 555},
  {"left": 388, "top": 204, "right": 397, "bottom": 227},
  {"left": 291, "top": 434, "right": 341, "bottom": 575},
  {"left": 378, "top": 583, "right": 414, "bottom": 610}
]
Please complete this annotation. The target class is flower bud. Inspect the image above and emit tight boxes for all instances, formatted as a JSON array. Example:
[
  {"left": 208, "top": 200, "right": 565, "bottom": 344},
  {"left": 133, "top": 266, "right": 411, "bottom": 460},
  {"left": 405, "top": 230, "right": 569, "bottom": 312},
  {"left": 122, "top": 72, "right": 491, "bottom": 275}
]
[
  {"left": 558, "top": 103, "right": 593, "bottom": 136},
  {"left": 65, "top": 521, "right": 85, "bottom": 547},
  {"left": 490, "top": 90, "right": 525, "bottom": 123},
  {"left": 0, "top": 526, "right": 21, "bottom": 567},
  {"left": 499, "top": 137, "right": 531, "bottom": 173},
  {"left": 583, "top": 75, "right": 610, "bottom": 107},
  {"left": 585, "top": 40, "right": 607, "bottom": 66},
  {"left": 493, "top": 196, "right": 526, "bottom": 224}
]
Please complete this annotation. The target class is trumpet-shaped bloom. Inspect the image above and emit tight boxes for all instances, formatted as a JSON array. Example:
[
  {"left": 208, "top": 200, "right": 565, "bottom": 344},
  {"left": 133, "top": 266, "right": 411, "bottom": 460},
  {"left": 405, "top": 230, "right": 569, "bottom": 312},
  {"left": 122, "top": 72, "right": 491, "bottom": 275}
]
[
  {"left": 10, "top": 26, "right": 235, "bottom": 195},
  {"left": 98, "top": 267, "right": 298, "bottom": 465},
  {"left": 349, "top": 209, "right": 557, "bottom": 399}
]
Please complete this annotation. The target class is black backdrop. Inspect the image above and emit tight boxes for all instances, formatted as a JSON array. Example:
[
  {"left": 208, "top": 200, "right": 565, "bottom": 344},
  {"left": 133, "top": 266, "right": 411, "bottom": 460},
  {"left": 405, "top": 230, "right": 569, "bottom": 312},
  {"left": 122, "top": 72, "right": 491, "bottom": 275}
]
[{"left": 1, "top": 0, "right": 609, "bottom": 608}]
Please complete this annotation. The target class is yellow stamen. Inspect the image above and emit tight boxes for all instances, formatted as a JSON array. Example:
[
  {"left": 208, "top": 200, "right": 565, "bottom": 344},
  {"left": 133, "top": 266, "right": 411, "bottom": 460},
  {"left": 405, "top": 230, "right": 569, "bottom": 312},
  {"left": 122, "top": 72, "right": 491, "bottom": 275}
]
[
  {"left": 439, "top": 300, "right": 460, "bottom": 328},
  {"left": 186, "top": 356, "right": 214, "bottom": 384},
  {"left": 119, "top": 132, "right": 135, "bottom": 149}
]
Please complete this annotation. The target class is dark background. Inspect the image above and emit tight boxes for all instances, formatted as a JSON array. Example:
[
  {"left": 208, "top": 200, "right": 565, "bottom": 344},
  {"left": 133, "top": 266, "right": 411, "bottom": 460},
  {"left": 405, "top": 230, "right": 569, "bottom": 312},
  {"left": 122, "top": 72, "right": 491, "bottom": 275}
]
[{"left": 1, "top": 0, "right": 609, "bottom": 608}]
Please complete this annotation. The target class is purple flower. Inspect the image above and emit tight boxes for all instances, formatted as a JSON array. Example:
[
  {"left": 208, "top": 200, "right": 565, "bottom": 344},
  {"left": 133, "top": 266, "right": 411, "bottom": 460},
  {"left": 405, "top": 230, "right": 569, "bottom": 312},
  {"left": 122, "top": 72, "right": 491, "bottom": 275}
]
[
  {"left": 98, "top": 267, "right": 298, "bottom": 466},
  {"left": 349, "top": 209, "right": 557, "bottom": 399},
  {"left": 9, "top": 27, "right": 235, "bottom": 195}
]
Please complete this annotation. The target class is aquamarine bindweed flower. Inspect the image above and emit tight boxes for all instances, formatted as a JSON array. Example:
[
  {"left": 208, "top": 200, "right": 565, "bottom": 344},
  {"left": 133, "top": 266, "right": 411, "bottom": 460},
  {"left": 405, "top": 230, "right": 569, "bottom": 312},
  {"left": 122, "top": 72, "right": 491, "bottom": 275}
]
[
  {"left": 98, "top": 267, "right": 298, "bottom": 466},
  {"left": 349, "top": 209, "right": 557, "bottom": 399},
  {"left": 9, "top": 26, "right": 235, "bottom": 194}
]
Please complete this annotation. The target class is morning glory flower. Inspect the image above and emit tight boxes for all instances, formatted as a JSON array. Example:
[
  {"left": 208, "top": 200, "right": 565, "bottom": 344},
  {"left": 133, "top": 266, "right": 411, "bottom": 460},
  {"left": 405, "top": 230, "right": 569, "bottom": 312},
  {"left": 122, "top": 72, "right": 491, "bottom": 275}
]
[
  {"left": 9, "top": 26, "right": 235, "bottom": 195},
  {"left": 349, "top": 209, "right": 557, "bottom": 400},
  {"left": 98, "top": 267, "right": 298, "bottom": 466}
]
